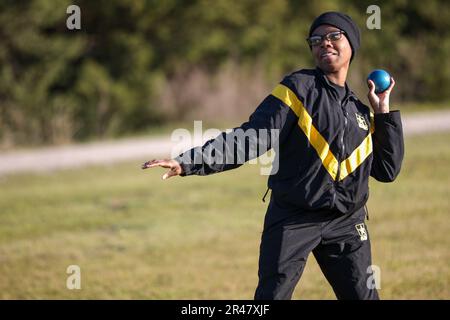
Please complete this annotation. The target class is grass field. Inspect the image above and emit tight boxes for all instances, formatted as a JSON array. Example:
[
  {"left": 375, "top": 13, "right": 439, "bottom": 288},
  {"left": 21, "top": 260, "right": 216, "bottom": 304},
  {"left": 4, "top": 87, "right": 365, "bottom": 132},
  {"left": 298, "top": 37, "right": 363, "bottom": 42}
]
[{"left": 0, "top": 132, "right": 449, "bottom": 299}]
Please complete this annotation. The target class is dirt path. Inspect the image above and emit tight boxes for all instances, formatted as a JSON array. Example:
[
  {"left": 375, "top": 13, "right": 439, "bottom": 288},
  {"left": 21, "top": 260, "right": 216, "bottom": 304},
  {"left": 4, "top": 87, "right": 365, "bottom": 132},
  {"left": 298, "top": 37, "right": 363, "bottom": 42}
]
[{"left": 1, "top": 110, "right": 449, "bottom": 176}]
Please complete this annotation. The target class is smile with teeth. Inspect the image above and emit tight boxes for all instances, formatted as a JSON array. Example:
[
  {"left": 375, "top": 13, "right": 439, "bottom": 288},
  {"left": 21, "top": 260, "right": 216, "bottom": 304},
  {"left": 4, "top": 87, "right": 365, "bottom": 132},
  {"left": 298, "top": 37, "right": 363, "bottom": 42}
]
[{"left": 321, "top": 52, "right": 337, "bottom": 58}]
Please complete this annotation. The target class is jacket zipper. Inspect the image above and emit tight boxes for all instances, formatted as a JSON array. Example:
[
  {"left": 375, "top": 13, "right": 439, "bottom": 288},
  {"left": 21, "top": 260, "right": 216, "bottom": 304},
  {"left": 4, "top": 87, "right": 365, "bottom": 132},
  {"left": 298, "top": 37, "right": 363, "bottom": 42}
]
[{"left": 331, "top": 99, "right": 348, "bottom": 209}]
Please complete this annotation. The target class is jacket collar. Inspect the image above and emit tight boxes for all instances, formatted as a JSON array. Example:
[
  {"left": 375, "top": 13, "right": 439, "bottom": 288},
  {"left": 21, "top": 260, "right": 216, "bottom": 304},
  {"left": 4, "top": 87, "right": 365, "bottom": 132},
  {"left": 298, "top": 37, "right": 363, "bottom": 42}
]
[{"left": 315, "top": 67, "right": 357, "bottom": 102}]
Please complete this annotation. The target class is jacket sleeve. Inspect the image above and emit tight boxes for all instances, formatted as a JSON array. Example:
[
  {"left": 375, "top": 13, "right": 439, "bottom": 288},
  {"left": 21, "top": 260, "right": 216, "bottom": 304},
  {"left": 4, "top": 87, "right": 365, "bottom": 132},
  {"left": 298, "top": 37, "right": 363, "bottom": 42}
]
[
  {"left": 370, "top": 110, "right": 404, "bottom": 182},
  {"left": 174, "top": 86, "right": 295, "bottom": 177}
]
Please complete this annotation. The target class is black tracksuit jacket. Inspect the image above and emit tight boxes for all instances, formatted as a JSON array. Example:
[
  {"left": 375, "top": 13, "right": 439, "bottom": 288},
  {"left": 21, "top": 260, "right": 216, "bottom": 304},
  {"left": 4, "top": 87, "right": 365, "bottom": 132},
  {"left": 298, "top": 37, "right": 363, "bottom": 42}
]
[{"left": 175, "top": 67, "right": 404, "bottom": 214}]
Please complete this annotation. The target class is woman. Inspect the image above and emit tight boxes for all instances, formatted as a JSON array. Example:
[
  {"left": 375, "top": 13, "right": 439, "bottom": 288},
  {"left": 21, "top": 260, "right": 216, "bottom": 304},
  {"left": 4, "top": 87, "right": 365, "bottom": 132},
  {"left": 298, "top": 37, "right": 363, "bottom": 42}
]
[{"left": 142, "top": 12, "right": 404, "bottom": 300}]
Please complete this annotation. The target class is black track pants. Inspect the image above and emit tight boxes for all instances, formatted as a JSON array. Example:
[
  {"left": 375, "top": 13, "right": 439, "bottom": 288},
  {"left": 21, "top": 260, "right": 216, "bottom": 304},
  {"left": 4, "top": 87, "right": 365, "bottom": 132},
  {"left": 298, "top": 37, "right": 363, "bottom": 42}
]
[{"left": 254, "top": 196, "right": 379, "bottom": 300}]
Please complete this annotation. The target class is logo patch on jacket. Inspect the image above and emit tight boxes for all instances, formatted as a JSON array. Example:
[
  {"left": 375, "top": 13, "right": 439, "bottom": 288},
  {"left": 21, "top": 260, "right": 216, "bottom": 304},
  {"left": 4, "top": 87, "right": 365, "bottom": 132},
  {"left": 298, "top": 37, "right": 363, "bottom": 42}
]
[
  {"left": 355, "top": 223, "right": 368, "bottom": 241},
  {"left": 355, "top": 113, "right": 368, "bottom": 130}
]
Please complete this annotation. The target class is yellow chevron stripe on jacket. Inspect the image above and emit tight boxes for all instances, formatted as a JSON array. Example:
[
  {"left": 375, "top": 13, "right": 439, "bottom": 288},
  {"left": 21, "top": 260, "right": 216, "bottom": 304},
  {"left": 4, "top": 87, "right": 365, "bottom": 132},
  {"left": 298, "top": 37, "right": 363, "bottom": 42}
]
[
  {"left": 339, "top": 134, "right": 373, "bottom": 180},
  {"left": 271, "top": 84, "right": 372, "bottom": 181}
]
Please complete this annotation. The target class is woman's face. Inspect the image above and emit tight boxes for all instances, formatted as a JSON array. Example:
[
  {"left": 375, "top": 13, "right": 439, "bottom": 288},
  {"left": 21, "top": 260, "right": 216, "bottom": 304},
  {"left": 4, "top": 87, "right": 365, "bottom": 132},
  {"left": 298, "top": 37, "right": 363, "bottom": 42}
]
[{"left": 310, "top": 24, "right": 352, "bottom": 73}]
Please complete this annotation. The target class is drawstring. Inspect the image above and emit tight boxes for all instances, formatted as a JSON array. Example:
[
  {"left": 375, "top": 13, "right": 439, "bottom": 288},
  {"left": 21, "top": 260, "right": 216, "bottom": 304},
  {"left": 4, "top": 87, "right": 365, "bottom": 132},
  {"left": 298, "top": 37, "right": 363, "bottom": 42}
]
[
  {"left": 364, "top": 204, "right": 370, "bottom": 220},
  {"left": 262, "top": 187, "right": 270, "bottom": 203}
]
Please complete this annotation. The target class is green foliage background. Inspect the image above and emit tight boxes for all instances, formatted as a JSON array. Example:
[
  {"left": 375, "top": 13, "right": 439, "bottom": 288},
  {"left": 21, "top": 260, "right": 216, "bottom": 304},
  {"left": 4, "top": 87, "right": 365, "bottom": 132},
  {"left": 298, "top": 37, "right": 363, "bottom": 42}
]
[{"left": 0, "top": 0, "right": 449, "bottom": 146}]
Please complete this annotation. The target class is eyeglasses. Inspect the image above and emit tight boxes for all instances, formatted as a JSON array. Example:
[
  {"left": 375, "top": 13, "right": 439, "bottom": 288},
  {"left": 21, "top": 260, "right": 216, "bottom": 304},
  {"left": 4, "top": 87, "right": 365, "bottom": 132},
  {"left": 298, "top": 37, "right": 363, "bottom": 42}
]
[{"left": 306, "top": 31, "right": 346, "bottom": 46}]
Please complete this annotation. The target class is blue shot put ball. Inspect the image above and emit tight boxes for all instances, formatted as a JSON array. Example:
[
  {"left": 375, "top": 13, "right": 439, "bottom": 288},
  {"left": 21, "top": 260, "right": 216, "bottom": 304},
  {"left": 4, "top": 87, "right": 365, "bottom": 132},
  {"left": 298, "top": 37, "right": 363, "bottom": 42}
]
[{"left": 367, "top": 69, "right": 391, "bottom": 94}]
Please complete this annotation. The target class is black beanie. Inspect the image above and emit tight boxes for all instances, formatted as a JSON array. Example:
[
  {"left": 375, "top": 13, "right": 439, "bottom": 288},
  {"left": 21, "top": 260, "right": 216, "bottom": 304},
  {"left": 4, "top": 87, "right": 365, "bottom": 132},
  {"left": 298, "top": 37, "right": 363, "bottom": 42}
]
[{"left": 308, "top": 11, "right": 361, "bottom": 61}]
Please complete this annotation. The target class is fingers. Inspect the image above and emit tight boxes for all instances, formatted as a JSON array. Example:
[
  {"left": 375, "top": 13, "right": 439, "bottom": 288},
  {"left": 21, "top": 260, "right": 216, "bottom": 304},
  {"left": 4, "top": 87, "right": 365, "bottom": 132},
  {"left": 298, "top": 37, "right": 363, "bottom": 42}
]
[
  {"left": 141, "top": 159, "right": 156, "bottom": 169},
  {"left": 141, "top": 160, "right": 153, "bottom": 169},
  {"left": 142, "top": 158, "right": 182, "bottom": 181},
  {"left": 386, "top": 77, "right": 395, "bottom": 92},
  {"left": 367, "top": 79, "right": 377, "bottom": 101},
  {"left": 141, "top": 159, "right": 181, "bottom": 180},
  {"left": 162, "top": 167, "right": 177, "bottom": 180},
  {"left": 141, "top": 159, "right": 170, "bottom": 169},
  {"left": 367, "top": 79, "right": 376, "bottom": 94}
]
